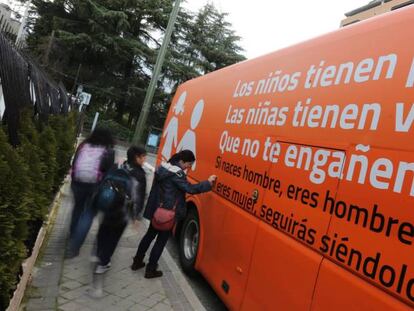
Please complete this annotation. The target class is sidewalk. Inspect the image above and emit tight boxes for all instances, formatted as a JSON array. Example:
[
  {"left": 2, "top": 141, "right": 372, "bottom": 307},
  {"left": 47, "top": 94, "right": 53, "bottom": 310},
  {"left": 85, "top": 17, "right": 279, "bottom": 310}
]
[{"left": 22, "top": 164, "right": 205, "bottom": 311}]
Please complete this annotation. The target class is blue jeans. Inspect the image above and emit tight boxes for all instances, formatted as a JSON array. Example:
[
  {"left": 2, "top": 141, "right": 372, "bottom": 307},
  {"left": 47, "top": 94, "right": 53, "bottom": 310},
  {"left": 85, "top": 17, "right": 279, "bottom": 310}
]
[{"left": 68, "top": 181, "right": 97, "bottom": 254}]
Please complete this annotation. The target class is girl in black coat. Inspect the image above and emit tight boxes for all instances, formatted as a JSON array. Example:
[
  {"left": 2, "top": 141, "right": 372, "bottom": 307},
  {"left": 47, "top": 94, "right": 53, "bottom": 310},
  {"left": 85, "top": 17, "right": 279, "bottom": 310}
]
[{"left": 131, "top": 150, "right": 216, "bottom": 278}]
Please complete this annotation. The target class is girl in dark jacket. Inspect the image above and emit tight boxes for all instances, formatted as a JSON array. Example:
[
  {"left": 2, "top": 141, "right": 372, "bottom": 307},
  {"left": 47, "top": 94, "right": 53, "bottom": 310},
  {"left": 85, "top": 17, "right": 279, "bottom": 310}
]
[
  {"left": 94, "top": 146, "right": 147, "bottom": 274},
  {"left": 131, "top": 150, "right": 216, "bottom": 278}
]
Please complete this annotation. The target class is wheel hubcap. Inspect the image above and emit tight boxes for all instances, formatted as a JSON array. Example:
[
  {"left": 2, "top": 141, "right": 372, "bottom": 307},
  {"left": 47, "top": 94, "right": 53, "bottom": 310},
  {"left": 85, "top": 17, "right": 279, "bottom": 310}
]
[{"left": 183, "top": 219, "right": 199, "bottom": 261}]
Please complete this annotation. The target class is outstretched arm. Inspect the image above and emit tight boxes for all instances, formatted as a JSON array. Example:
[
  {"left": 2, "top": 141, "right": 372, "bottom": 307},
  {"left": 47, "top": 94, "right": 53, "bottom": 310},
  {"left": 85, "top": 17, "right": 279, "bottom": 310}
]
[{"left": 171, "top": 173, "right": 212, "bottom": 194}]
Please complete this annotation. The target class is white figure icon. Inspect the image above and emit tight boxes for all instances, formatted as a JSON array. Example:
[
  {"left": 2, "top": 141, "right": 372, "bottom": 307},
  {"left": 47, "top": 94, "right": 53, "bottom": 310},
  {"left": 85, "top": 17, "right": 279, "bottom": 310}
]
[
  {"left": 161, "top": 91, "right": 187, "bottom": 162},
  {"left": 177, "top": 99, "right": 204, "bottom": 170}
]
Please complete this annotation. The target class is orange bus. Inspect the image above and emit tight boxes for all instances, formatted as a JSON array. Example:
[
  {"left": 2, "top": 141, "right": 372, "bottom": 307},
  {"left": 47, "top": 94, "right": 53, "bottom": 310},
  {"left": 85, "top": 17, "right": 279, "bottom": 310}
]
[{"left": 157, "top": 6, "right": 414, "bottom": 310}]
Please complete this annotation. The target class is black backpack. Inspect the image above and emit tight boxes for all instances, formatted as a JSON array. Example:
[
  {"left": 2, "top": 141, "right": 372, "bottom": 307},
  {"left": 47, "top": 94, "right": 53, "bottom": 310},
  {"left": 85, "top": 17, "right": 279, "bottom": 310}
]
[{"left": 93, "top": 167, "right": 132, "bottom": 225}]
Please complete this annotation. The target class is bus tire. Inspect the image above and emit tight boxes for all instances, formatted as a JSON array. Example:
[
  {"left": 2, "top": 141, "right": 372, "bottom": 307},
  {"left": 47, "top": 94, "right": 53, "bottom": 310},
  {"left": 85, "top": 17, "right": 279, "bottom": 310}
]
[{"left": 179, "top": 208, "right": 200, "bottom": 275}]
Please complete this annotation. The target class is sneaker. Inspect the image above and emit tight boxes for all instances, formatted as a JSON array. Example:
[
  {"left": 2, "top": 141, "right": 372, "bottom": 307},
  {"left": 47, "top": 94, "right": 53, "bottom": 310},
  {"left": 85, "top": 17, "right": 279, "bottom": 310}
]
[
  {"left": 144, "top": 268, "right": 163, "bottom": 279},
  {"left": 94, "top": 262, "right": 112, "bottom": 274},
  {"left": 131, "top": 258, "right": 145, "bottom": 271},
  {"left": 86, "top": 287, "right": 104, "bottom": 299}
]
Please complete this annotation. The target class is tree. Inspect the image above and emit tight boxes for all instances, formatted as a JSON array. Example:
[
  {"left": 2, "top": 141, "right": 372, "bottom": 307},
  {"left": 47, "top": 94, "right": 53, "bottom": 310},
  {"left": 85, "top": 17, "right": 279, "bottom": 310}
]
[
  {"left": 164, "top": 4, "right": 245, "bottom": 83},
  {"left": 26, "top": 1, "right": 246, "bottom": 132},
  {"left": 189, "top": 4, "right": 245, "bottom": 74},
  {"left": 27, "top": 0, "right": 176, "bottom": 124},
  {"left": 153, "top": 4, "right": 246, "bottom": 128}
]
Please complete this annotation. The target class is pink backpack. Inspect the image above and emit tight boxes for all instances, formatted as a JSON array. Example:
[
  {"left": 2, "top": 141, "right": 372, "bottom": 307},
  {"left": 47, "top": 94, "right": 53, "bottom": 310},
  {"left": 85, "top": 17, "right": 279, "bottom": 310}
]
[{"left": 72, "top": 144, "right": 106, "bottom": 183}]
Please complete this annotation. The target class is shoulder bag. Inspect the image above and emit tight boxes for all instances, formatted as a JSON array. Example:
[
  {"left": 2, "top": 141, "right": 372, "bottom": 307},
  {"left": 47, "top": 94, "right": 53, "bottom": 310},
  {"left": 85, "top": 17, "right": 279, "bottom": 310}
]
[{"left": 151, "top": 175, "right": 176, "bottom": 231}]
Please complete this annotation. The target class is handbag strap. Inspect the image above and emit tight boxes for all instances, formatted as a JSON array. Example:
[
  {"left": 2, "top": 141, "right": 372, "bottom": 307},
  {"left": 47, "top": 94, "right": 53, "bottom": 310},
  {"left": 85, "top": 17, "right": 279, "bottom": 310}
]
[{"left": 155, "top": 172, "right": 166, "bottom": 205}]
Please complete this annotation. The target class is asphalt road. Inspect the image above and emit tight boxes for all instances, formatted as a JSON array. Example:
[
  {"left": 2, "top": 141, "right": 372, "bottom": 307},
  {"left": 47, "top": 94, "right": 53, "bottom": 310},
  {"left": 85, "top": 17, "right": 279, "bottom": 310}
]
[{"left": 166, "top": 239, "right": 228, "bottom": 311}]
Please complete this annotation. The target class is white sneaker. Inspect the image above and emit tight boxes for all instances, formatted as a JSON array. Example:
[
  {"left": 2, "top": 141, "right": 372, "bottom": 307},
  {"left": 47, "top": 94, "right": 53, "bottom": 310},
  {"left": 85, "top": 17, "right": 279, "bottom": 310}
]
[
  {"left": 94, "top": 262, "right": 111, "bottom": 274},
  {"left": 87, "top": 287, "right": 104, "bottom": 298}
]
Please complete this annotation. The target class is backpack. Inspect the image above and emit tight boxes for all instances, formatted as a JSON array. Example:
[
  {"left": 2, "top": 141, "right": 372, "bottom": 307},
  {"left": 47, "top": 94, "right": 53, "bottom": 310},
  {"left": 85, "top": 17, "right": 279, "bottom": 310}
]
[
  {"left": 93, "top": 167, "right": 132, "bottom": 225},
  {"left": 73, "top": 144, "right": 106, "bottom": 183}
]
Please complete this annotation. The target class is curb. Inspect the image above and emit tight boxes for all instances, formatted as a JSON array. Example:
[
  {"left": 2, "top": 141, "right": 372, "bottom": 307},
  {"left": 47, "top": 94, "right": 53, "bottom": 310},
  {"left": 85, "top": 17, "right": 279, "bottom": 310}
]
[
  {"left": 6, "top": 178, "right": 68, "bottom": 311},
  {"left": 163, "top": 250, "right": 207, "bottom": 311}
]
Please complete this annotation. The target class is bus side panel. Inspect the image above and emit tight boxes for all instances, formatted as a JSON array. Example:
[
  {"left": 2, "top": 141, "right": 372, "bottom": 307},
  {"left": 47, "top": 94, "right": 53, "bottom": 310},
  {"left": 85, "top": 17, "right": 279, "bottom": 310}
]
[
  {"left": 316, "top": 147, "right": 414, "bottom": 308},
  {"left": 241, "top": 224, "right": 321, "bottom": 311},
  {"left": 187, "top": 128, "right": 268, "bottom": 309},
  {"left": 156, "top": 7, "right": 414, "bottom": 310},
  {"left": 184, "top": 192, "right": 226, "bottom": 277},
  {"left": 312, "top": 260, "right": 412, "bottom": 311},
  {"left": 178, "top": 126, "right": 228, "bottom": 283},
  {"left": 240, "top": 142, "right": 344, "bottom": 310},
  {"left": 194, "top": 194, "right": 228, "bottom": 287},
  {"left": 212, "top": 203, "right": 259, "bottom": 310}
]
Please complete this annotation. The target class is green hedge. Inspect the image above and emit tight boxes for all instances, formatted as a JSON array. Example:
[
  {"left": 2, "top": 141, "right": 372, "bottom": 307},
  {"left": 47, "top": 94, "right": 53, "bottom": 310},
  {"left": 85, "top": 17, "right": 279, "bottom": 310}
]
[{"left": 0, "top": 111, "right": 77, "bottom": 310}]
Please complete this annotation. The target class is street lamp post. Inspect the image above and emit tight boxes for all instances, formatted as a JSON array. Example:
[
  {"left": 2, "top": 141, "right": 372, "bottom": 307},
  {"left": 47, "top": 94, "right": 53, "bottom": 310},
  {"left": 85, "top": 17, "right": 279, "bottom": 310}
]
[{"left": 132, "top": 0, "right": 181, "bottom": 145}]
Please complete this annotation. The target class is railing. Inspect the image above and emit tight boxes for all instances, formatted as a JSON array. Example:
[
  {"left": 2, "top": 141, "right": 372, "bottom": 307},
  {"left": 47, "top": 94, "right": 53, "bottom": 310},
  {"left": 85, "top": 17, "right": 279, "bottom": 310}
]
[{"left": 0, "top": 24, "right": 71, "bottom": 145}]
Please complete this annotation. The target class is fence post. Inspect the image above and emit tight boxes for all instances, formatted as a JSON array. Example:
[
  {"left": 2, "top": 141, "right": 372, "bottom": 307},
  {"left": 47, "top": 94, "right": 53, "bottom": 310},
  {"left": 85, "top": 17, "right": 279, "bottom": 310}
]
[{"left": 91, "top": 112, "right": 99, "bottom": 131}]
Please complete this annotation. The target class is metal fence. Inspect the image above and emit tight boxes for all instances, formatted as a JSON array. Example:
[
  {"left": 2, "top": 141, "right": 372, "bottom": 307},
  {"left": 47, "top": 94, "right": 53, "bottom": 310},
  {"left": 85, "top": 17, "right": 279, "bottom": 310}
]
[
  {"left": 0, "top": 18, "right": 71, "bottom": 146},
  {"left": 0, "top": 13, "right": 17, "bottom": 44}
]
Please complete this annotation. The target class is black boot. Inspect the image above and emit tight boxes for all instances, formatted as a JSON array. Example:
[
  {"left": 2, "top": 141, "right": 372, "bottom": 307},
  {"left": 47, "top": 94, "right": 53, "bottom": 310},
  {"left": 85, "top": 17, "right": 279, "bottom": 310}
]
[
  {"left": 144, "top": 265, "right": 163, "bottom": 279},
  {"left": 131, "top": 256, "right": 145, "bottom": 271}
]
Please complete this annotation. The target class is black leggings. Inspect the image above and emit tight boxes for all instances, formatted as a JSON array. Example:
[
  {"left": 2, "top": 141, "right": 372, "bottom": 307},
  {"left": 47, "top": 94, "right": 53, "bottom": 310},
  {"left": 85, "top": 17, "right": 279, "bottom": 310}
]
[
  {"left": 96, "top": 221, "right": 127, "bottom": 266},
  {"left": 134, "top": 223, "right": 170, "bottom": 269}
]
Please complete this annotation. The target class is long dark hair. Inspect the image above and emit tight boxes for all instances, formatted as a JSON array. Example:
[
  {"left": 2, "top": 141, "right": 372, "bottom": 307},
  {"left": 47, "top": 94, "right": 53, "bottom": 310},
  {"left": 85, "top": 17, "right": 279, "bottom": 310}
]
[
  {"left": 168, "top": 150, "right": 195, "bottom": 164},
  {"left": 85, "top": 128, "right": 114, "bottom": 147},
  {"left": 127, "top": 145, "right": 147, "bottom": 165}
]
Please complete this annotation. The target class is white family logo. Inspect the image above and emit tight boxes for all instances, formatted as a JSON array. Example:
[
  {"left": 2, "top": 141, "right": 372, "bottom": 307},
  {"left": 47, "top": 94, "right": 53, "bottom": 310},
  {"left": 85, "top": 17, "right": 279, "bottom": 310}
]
[{"left": 161, "top": 91, "right": 205, "bottom": 170}]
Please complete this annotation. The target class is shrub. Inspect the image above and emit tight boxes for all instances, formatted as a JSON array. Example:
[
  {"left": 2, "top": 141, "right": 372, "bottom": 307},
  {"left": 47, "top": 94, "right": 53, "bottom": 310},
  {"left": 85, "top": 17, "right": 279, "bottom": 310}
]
[
  {"left": 38, "top": 125, "right": 57, "bottom": 197},
  {"left": 49, "top": 113, "right": 76, "bottom": 189},
  {"left": 0, "top": 111, "right": 76, "bottom": 309},
  {"left": 0, "top": 129, "right": 31, "bottom": 310},
  {"left": 19, "top": 110, "right": 48, "bottom": 222}
]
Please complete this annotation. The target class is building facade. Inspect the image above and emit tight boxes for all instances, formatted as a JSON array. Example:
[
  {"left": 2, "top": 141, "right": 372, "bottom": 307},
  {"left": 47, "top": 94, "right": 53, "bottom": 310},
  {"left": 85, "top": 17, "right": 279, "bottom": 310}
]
[
  {"left": 341, "top": 0, "right": 414, "bottom": 27},
  {"left": 0, "top": 3, "right": 20, "bottom": 35}
]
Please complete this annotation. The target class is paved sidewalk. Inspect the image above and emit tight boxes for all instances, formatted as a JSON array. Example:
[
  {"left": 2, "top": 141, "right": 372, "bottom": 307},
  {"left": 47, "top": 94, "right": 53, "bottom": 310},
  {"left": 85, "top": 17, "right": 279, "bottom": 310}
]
[{"left": 23, "top": 165, "right": 204, "bottom": 311}]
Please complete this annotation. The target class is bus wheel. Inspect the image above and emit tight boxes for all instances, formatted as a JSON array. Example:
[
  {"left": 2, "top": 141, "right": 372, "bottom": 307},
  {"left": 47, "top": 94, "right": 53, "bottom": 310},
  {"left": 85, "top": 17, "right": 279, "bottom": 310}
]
[{"left": 179, "top": 208, "right": 199, "bottom": 275}]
